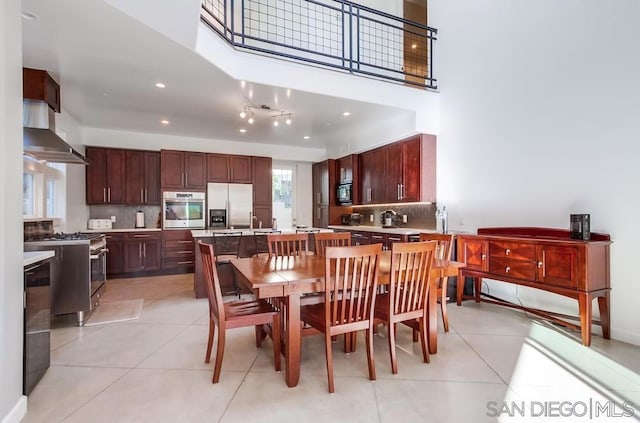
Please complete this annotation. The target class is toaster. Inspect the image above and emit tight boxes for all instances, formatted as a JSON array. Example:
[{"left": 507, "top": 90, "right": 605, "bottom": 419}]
[{"left": 88, "top": 218, "right": 112, "bottom": 230}]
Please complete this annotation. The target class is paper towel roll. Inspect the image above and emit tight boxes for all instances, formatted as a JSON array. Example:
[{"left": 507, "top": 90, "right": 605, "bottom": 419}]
[{"left": 135, "top": 211, "right": 145, "bottom": 228}]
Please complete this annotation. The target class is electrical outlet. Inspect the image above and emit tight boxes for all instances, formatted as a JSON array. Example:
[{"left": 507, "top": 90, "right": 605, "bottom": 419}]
[
  {"left": 110, "top": 215, "right": 116, "bottom": 222},
  {"left": 402, "top": 214, "right": 408, "bottom": 223},
  {"left": 369, "top": 214, "right": 374, "bottom": 223}
]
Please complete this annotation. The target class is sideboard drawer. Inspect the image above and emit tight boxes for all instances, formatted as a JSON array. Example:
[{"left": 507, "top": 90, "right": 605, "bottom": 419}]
[
  {"left": 489, "top": 257, "right": 536, "bottom": 280},
  {"left": 488, "top": 241, "right": 535, "bottom": 261}
]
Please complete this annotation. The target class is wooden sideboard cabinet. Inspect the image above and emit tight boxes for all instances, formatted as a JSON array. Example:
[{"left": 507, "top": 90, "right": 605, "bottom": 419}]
[{"left": 456, "top": 227, "right": 611, "bottom": 346}]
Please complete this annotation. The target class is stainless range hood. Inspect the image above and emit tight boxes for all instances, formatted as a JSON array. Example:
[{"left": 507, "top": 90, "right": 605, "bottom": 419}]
[{"left": 23, "top": 100, "right": 88, "bottom": 165}]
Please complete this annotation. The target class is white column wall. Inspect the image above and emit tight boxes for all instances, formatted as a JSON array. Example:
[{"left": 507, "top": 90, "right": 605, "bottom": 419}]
[
  {"left": 1, "top": 0, "right": 28, "bottom": 421},
  {"left": 431, "top": 0, "right": 640, "bottom": 345}
]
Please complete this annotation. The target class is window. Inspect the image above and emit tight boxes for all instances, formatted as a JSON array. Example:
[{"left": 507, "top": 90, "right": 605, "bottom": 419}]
[
  {"left": 272, "top": 167, "right": 294, "bottom": 228},
  {"left": 23, "top": 173, "right": 35, "bottom": 216},
  {"left": 46, "top": 179, "right": 55, "bottom": 217}
]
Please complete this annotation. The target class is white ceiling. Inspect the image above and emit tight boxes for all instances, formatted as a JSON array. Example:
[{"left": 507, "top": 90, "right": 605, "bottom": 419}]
[{"left": 21, "top": 0, "right": 415, "bottom": 150}]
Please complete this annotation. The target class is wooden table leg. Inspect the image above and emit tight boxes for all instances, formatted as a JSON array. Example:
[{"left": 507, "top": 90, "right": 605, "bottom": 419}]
[
  {"left": 578, "top": 293, "right": 592, "bottom": 346},
  {"left": 285, "top": 294, "right": 301, "bottom": 387},
  {"left": 598, "top": 293, "right": 611, "bottom": 340},
  {"left": 456, "top": 269, "right": 465, "bottom": 306},
  {"left": 427, "top": 277, "right": 438, "bottom": 354}
]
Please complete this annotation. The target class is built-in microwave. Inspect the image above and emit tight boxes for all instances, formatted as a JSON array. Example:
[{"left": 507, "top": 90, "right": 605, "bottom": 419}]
[
  {"left": 337, "top": 182, "right": 353, "bottom": 205},
  {"left": 162, "top": 191, "right": 206, "bottom": 229}
]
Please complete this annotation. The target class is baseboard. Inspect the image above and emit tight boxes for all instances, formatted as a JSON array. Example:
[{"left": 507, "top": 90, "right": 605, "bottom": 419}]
[
  {"left": 1, "top": 396, "right": 27, "bottom": 423},
  {"left": 611, "top": 328, "right": 640, "bottom": 347}
]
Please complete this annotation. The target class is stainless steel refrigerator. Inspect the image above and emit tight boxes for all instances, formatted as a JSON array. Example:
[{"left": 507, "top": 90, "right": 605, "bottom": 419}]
[{"left": 206, "top": 183, "right": 253, "bottom": 228}]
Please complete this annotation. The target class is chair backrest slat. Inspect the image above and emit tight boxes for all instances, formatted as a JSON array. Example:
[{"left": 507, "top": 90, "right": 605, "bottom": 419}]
[
  {"left": 419, "top": 233, "right": 454, "bottom": 260},
  {"left": 389, "top": 241, "right": 437, "bottom": 316},
  {"left": 267, "top": 233, "right": 309, "bottom": 257},
  {"left": 324, "top": 244, "right": 382, "bottom": 328},
  {"left": 314, "top": 232, "right": 351, "bottom": 257},
  {"left": 198, "top": 241, "right": 225, "bottom": 324}
]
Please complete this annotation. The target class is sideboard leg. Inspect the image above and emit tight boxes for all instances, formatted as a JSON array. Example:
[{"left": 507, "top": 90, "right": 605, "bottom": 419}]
[
  {"left": 474, "top": 277, "right": 482, "bottom": 302},
  {"left": 597, "top": 294, "right": 611, "bottom": 340},
  {"left": 456, "top": 269, "right": 464, "bottom": 305},
  {"left": 578, "top": 293, "right": 592, "bottom": 346}
]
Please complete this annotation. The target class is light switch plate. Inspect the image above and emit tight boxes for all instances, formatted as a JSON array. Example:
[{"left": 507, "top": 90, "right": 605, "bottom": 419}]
[{"left": 110, "top": 215, "right": 116, "bottom": 222}]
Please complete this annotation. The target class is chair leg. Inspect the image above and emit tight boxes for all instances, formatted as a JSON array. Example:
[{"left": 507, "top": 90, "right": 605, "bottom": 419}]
[
  {"left": 412, "top": 328, "right": 418, "bottom": 342},
  {"left": 205, "top": 318, "right": 215, "bottom": 363},
  {"left": 255, "top": 324, "right": 266, "bottom": 348},
  {"left": 325, "top": 333, "right": 335, "bottom": 393},
  {"left": 272, "top": 313, "right": 281, "bottom": 372},
  {"left": 365, "top": 329, "right": 376, "bottom": 381},
  {"left": 212, "top": 328, "right": 226, "bottom": 383},
  {"left": 418, "top": 317, "right": 430, "bottom": 364},
  {"left": 388, "top": 321, "right": 398, "bottom": 374},
  {"left": 440, "top": 281, "right": 450, "bottom": 332}
]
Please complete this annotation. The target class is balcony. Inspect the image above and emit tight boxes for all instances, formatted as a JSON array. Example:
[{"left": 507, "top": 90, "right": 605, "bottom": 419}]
[{"left": 201, "top": 0, "right": 437, "bottom": 89}]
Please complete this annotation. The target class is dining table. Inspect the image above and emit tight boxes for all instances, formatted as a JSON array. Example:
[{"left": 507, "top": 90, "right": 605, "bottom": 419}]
[{"left": 230, "top": 251, "right": 465, "bottom": 388}]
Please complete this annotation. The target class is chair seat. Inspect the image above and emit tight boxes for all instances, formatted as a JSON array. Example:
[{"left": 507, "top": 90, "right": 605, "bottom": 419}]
[
  {"left": 225, "top": 299, "right": 278, "bottom": 319},
  {"left": 301, "top": 300, "right": 370, "bottom": 336}
]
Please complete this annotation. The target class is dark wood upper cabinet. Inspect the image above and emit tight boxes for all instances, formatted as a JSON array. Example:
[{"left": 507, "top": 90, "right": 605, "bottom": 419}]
[
  {"left": 252, "top": 156, "right": 272, "bottom": 226},
  {"left": 23, "top": 68, "right": 60, "bottom": 112},
  {"left": 85, "top": 147, "right": 126, "bottom": 205},
  {"left": 207, "top": 154, "right": 253, "bottom": 184},
  {"left": 358, "top": 134, "right": 435, "bottom": 204},
  {"left": 126, "top": 150, "right": 160, "bottom": 205},
  {"left": 161, "top": 150, "right": 206, "bottom": 191}
]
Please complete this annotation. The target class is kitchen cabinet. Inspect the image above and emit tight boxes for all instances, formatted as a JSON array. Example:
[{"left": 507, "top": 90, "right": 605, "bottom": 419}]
[
  {"left": 125, "top": 150, "right": 161, "bottom": 205},
  {"left": 105, "top": 233, "right": 125, "bottom": 276},
  {"left": 359, "top": 134, "right": 436, "bottom": 204},
  {"left": 456, "top": 227, "right": 612, "bottom": 346},
  {"left": 160, "top": 150, "right": 206, "bottom": 190},
  {"left": 23, "top": 67, "right": 60, "bottom": 112},
  {"left": 337, "top": 154, "right": 360, "bottom": 204},
  {"left": 252, "top": 156, "right": 273, "bottom": 227},
  {"left": 207, "top": 154, "right": 253, "bottom": 183},
  {"left": 85, "top": 147, "right": 127, "bottom": 205},
  {"left": 162, "top": 229, "right": 195, "bottom": 271},
  {"left": 124, "top": 232, "right": 161, "bottom": 272}
]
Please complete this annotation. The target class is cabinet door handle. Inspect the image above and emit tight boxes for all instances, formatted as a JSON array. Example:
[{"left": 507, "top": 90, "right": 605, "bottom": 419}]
[
  {"left": 397, "top": 184, "right": 401, "bottom": 200},
  {"left": 401, "top": 184, "right": 405, "bottom": 199},
  {"left": 177, "top": 240, "right": 191, "bottom": 244},
  {"left": 367, "top": 188, "right": 372, "bottom": 202},
  {"left": 505, "top": 248, "right": 511, "bottom": 255},
  {"left": 505, "top": 266, "right": 511, "bottom": 273},
  {"left": 144, "top": 189, "right": 148, "bottom": 203},
  {"left": 185, "top": 172, "right": 189, "bottom": 187},
  {"left": 103, "top": 188, "right": 106, "bottom": 203},
  {"left": 177, "top": 261, "right": 193, "bottom": 265},
  {"left": 107, "top": 188, "right": 111, "bottom": 203},
  {"left": 139, "top": 243, "right": 142, "bottom": 258},
  {"left": 143, "top": 242, "right": 146, "bottom": 257},
  {"left": 133, "top": 234, "right": 150, "bottom": 238}
]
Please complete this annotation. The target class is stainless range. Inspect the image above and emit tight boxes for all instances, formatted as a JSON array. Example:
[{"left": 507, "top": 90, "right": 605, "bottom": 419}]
[{"left": 24, "top": 232, "right": 107, "bottom": 326}]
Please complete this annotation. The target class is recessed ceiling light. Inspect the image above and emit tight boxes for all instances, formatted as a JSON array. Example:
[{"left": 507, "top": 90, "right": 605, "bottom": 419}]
[
  {"left": 343, "top": 112, "right": 351, "bottom": 116},
  {"left": 160, "top": 119, "right": 170, "bottom": 125},
  {"left": 21, "top": 11, "right": 38, "bottom": 21},
  {"left": 303, "top": 136, "right": 310, "bottom": 140},
  {"left": 239, "top": 129, "right": 247, "bottom": 133},
  {"left": 155, "top": 82, "right": 166, "bottom": 88}
]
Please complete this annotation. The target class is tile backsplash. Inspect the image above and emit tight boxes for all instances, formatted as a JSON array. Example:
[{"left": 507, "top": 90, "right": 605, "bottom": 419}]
[
  {"left": 352, "top": 203, "right": 437, "bottom": 229},
  {"left": 89, "top": 205, "right": 162, "bottom": 229}
]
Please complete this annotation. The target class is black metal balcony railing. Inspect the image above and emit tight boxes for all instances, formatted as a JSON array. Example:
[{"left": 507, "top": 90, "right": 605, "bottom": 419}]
[{"left": 201, "top": 0, "right": 437, "bottom": 89}]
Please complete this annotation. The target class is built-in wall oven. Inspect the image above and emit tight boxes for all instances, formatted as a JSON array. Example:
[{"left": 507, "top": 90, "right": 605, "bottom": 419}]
[{"left": 163, "top": 191, "right": 206, "bottom": 229}]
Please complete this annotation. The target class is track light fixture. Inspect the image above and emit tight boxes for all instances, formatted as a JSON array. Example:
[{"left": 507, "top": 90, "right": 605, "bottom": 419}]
[{"left": 238, "top": 105, "right": 292, "bottom": 127}]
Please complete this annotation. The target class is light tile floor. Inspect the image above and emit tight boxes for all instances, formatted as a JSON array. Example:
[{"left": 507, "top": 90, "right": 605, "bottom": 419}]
[{"left": 23, "top": 274, "right": 640, "bottom": 423}]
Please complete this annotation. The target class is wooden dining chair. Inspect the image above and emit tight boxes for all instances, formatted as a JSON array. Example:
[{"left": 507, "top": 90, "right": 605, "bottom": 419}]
[
  {"left": 313, "top": 232, "right": 351, "bottom": 256},
  {"left": 212, "top": 232, "right": 243, "bottom": 298},
  {"left": 374, "top": 241, "right": 437, "bottom": 373},
  {"left": 198, "top": 241, "right": 281, "bottom": 383},
  {"left": 267, "top": 233, "right": 309, "bottom": 257},
  {"left": 419, "top": 233, "right": 455, "bottom": 332},
  {"left": 300, "top": 243, "right": 382, "bottom": 393}
]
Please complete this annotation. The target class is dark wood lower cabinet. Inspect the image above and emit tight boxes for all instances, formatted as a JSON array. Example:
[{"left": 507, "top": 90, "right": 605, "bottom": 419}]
[
  {"left": 456, "top": 227, "right": 612, "bottom": 346},
  {"left": 124, "top": 232, "right": 161, "bottom": 273},
  {"left": 162, "top": 229, "right": 195, "bottom": 273},
  {"left": 105, "top": 233, "right": 124, "bottom": 276}
]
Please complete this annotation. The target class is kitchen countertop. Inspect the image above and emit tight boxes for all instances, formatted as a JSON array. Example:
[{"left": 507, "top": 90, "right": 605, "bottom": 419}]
[
  {"left": 191, "top": 227, "right": 333, "bottom": 238},
  {"left": 84, "top": 228, "right": 162, "bottom": 233},
  {"left": 328, "top": 225, "right": 436, "bottom": 236},
  {"left": 24, "top": 250, "right": 55, "bottom": 267}
]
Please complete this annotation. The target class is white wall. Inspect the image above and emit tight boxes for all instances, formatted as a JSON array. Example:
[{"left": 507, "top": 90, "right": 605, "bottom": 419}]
[
  {"left": 1, "top": 0, "right": 28, "bottom": 421},
  {"left": 431, "top": 0, "right": 640, "bottom": 345}
]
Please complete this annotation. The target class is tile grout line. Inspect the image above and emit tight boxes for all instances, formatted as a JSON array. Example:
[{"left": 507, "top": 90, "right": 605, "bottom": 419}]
[{"left": 217, "top": 349, "right": 262, "bottom": 423}]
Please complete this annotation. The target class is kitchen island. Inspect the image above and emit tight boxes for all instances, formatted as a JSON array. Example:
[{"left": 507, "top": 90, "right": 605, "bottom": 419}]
[{"left": 191, "top": 227, "right": 332, "bottom": 298}]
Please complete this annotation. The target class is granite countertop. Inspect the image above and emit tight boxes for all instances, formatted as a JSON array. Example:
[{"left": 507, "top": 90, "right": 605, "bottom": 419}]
[
  {"left": 24, "top": 250, "right": 55, "bottom": 267},
  {"left": 191, "top": 227, "right": 333, "bottom": 238},
  {"left": 84, "top": 228, "right": 162, "bottom": 233}
]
